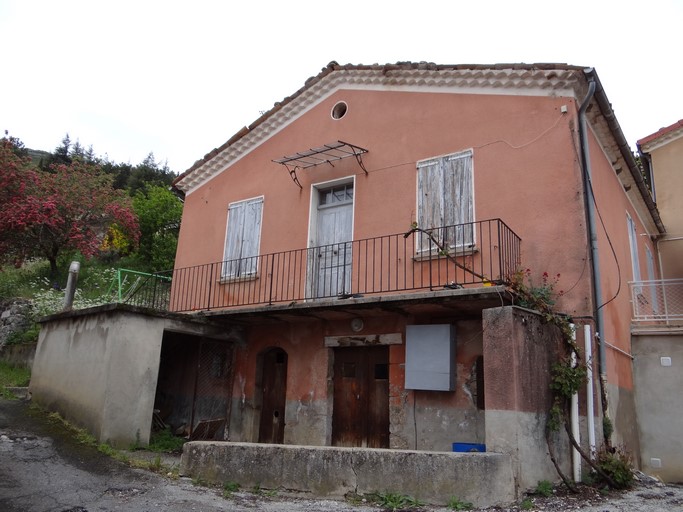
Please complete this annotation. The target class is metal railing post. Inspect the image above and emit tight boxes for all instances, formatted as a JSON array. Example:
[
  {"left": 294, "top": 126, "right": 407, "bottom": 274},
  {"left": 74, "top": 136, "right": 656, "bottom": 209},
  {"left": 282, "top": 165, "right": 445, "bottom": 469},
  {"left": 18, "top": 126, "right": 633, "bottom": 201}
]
[{"left": 268, "top": 255, "right": 275, "bottom": 305}]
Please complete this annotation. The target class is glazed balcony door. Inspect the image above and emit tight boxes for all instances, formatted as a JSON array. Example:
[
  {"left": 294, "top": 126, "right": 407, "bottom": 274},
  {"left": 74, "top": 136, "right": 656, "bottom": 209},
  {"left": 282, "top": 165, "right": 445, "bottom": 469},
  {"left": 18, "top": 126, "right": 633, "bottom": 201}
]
[{"left": 312, "top": 183, "right": 353, "bottom": 298}]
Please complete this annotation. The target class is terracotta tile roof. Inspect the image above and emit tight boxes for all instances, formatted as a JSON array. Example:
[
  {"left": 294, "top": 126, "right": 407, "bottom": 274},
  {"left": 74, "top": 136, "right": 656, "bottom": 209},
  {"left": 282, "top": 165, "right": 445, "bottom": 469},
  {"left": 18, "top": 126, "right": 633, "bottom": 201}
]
[{"left": 637, "top": 119, "right": 683, "bottom": 147}]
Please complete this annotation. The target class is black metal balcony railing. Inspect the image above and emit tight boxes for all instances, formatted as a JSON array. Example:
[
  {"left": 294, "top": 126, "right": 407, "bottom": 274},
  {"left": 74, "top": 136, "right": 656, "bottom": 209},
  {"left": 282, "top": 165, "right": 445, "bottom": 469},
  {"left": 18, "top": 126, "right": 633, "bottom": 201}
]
[{"left": 129, "top": 219, "right": 519, "bottom": 313}]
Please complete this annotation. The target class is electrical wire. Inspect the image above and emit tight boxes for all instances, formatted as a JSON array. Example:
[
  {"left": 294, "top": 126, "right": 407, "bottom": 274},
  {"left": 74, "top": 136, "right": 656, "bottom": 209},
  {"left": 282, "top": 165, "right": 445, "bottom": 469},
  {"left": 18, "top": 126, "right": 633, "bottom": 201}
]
[
  {"left": 586, "top": 172, "right": 622, "bottom": 311},
  {"left": 365, "top": 112, "right": 568, "bottom": 176},
  {"left": 474, "top": 112, "right": 567, "bottom": 151}
]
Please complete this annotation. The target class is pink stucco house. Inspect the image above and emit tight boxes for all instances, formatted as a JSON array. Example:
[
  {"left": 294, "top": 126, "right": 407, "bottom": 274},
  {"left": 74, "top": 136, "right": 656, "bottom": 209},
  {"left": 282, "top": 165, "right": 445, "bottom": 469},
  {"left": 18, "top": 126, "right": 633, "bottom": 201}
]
[{"left": 165, "top": 62, "right": 663, "bottom": 491}]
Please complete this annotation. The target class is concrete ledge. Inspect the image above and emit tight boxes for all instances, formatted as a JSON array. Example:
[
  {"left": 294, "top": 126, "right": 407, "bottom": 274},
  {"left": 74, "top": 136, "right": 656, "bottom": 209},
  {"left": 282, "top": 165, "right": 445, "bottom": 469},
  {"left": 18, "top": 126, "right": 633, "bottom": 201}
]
[{"left": 180, "top": 442, "right": 515, "bottom": 507}]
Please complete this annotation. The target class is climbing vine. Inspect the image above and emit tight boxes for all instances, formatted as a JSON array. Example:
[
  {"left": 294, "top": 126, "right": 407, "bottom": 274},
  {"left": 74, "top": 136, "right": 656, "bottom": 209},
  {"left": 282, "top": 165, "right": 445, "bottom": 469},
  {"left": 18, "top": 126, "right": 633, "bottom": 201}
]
[{"left": 507, "top": 269, "right": 622, "bottom": 491}]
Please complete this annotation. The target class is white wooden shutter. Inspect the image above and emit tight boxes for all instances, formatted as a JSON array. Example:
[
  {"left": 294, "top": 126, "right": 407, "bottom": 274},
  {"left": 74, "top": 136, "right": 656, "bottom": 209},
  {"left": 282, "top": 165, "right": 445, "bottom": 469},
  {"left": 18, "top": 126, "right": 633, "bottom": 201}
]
[
  {"left": 443, "top": 151, "right": 473, "bottom": 247},
  {"left": 417, "top": 159, "right": 443, "bottom": 252},
  {"left": 240, "top": 198, "right": 263, "bottom": 275},
  {"left": 417, "top": 150, "right": 473, "bottom": 252},
  {"left": 222, "top": 197, "right": 263, "bottom": 277}
]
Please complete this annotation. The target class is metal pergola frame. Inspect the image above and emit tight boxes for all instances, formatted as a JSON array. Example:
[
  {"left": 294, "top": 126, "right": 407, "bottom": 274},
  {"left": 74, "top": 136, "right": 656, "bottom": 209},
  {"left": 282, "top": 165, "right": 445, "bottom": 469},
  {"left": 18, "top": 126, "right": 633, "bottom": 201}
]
[{"left": 272, "top": 140, "right": 368, "bottom": 188}]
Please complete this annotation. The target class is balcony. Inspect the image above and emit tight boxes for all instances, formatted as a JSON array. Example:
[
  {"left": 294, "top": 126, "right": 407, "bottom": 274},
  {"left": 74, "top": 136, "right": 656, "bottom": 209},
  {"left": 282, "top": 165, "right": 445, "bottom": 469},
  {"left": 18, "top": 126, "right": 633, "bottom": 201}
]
[
  {"left": 124, "top": 219, "right": 521, "bottom": 313},
  {"left": 630, "top": 279, "right": 683, "bottom": 325}
]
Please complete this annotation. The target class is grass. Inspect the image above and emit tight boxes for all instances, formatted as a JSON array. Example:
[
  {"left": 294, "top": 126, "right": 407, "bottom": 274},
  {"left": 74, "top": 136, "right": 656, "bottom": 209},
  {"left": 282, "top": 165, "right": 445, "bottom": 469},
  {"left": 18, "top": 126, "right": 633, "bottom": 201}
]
[
  {"left": 447, "top": 496, "right": 473, "bottom": 510},
  {"left": 0, "top": 252, "right": 149, "bottom": 303},
  {"left": 38, "top": 405, "right": 179, "bottom": 476},
  {"left": 534, "top": 480, "right": 554, "bottom": 497},
  {"left": 146, "top": 427, "right": 186, "bottom": 453},
  {"left": 0, "top": 360, "right": 31, "bottom": 398},
  {"left": 223, "top": 481, "right": 240, "bottom": 498},
  {"left": 520, "top": 497, "right": 534, "bottom": 510},
  {"left": 368, "top": 492, "right": 423, "bottom": 511},
  {"left": 0, "top": 259, "right": 52, "bottom": 300}
]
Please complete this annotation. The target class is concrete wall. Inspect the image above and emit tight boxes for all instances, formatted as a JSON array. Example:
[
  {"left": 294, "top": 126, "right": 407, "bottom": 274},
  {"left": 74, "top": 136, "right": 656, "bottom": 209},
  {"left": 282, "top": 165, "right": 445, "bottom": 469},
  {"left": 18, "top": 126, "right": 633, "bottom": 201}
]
[
  {"left": 633, "top": 331, "right": 683, "bottom": 482},
  {"left": 30, "top": 305, "right": 236, "bottom": 448},
  {"left": 483, "top": 306, "right": 572, "bottom": 491},
  {"left": 180, "top": 441, "right": 515, "bottom": 508}
]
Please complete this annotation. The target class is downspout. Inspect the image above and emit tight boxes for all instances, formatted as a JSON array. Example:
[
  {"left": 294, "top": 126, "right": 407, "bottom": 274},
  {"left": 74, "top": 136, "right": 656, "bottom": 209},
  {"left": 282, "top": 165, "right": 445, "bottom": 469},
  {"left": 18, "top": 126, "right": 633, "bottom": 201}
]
[{"left": 577, "top": 70, "right": 610, "bottom": 431}]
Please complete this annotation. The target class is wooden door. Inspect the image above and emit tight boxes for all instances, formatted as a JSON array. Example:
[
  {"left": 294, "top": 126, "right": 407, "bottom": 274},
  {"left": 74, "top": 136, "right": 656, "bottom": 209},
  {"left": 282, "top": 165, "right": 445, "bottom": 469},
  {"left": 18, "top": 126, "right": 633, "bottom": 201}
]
[
  {"left": 332, "top": 346, "right": 389, "bottom": 448},
  {"left": 258, "top": 348, "right": 288, "bottom": 444}
]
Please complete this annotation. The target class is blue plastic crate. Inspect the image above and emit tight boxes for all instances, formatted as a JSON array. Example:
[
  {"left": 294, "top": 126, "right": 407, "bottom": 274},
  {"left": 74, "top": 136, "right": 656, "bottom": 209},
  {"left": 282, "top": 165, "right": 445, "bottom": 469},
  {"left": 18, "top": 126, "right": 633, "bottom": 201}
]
[{"left": 452, "top": 442, "right": 486, "bottom": 453}]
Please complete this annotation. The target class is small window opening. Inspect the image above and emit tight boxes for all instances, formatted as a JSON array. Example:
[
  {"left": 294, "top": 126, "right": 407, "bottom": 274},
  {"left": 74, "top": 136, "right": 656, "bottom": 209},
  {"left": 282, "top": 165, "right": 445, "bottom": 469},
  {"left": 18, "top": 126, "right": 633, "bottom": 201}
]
[
  {"left": 375, "top": 363, "right": 389, "bottom": 380},
  {"left": 331, "top": 101, "right": 348, "bottom": 120}
]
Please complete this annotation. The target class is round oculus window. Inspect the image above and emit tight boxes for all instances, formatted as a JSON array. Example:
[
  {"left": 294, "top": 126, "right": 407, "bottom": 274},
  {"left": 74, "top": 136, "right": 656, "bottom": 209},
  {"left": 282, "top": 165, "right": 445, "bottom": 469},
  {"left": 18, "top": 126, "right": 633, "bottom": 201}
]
[{"left": 331, "top": 101, "right": 348, "bottom": 120}]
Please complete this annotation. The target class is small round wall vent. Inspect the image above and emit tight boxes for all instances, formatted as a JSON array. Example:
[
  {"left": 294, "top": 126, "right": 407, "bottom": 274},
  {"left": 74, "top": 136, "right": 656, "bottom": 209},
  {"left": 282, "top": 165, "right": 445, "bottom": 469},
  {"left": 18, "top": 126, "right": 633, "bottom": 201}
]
[{"left": 331, "top": 101, "right": 348, "bottom": 120}]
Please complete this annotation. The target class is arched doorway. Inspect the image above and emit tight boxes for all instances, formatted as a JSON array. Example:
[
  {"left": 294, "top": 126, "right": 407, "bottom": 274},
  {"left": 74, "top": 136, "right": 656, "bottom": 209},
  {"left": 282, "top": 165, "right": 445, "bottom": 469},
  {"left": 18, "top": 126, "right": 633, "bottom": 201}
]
[{"left": 257, "top": 347, "right": 288, "bottom": 444}]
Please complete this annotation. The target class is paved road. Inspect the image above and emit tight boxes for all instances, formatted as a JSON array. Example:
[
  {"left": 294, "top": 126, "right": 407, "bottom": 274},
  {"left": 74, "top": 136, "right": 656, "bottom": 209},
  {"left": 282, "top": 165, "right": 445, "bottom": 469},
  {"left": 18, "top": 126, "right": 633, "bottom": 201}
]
[
  {"left": 0, "top": 398, "right": 379, "bottom": 512},
  {"left": 1, "top": 397, "right": 682, "bottom": 511}
]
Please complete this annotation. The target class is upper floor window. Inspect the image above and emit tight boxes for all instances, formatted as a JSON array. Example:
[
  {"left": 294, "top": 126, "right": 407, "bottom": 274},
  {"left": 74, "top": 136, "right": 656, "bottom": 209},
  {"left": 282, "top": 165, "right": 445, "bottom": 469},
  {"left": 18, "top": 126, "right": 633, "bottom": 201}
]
[
  {"left": 627, "top": 213, "right": 641, "bottom": 281},
  {"left": 222, "top": 196, "right": 263, "bottom": 278},
  {"left": 417, "top": 149, "right": 474, "bottom": 252}
]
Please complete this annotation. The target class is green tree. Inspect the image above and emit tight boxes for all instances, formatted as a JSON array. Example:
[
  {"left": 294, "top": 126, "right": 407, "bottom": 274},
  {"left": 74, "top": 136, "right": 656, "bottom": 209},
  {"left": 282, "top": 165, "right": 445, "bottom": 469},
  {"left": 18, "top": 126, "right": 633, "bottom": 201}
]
[
  {"left": 127, "top": 153, "right": 174, "bottom": 196},
  {"left": 133, "top": 185, "right": 183, "bottom": 271},
  {"left": 40, "top": 133, "right": 73, "bottom": 170}
]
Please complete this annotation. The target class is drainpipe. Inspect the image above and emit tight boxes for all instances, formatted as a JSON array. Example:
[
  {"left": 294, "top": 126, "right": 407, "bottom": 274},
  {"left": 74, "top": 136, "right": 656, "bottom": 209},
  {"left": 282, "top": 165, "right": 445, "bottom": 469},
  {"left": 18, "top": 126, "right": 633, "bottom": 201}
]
[{"left": 577, "top": 71, "right": 610, "bottom": 426}]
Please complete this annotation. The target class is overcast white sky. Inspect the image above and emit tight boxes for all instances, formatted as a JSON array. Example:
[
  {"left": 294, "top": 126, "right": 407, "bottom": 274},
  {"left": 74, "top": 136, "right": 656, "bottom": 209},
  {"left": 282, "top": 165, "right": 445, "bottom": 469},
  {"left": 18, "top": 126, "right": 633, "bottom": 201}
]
[{"left": 1, "top": 0, "right": 681, "bottom": 173}]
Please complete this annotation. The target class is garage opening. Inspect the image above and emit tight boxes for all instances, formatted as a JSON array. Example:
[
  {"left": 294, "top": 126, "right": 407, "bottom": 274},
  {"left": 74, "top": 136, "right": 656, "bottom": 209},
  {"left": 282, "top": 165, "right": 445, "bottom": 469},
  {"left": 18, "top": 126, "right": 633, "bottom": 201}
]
[{"left": 153, "top": 331, "right": 235, "bottom": 441}]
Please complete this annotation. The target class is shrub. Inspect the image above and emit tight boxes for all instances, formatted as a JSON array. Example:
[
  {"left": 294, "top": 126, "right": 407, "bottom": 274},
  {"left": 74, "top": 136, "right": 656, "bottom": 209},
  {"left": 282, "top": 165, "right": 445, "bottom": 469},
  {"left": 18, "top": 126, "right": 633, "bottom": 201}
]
[
  {"left": 534, "top": 480, "right": 553, "bottom": 497},
  {"left": 596, "top": 447, "right": 634, "bottom": 489},
  {"left": 147, "top": 427, "right": 186, "bottom": 453}
]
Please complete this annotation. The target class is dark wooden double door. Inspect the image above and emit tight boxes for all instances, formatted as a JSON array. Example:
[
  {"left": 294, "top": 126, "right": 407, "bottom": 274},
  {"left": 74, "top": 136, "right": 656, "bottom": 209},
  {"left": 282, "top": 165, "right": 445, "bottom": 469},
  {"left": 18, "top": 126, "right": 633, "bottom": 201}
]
[{"left": 332, "top": 346, "right": 389, "bottom": 448}]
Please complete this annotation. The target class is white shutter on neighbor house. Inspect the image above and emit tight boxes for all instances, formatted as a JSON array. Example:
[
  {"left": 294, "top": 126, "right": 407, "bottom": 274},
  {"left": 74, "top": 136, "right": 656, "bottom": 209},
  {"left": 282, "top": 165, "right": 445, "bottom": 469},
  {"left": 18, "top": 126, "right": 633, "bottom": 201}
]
[{"left": 222, "top": 197, "right": 263, "bottom": 277}]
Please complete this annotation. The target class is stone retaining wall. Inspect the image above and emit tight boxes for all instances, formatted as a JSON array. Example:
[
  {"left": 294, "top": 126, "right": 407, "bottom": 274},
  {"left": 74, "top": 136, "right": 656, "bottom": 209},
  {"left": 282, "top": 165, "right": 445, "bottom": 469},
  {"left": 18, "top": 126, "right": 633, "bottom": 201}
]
[{"left": 180, "top": 441, "right": 515, "bottom": 507}]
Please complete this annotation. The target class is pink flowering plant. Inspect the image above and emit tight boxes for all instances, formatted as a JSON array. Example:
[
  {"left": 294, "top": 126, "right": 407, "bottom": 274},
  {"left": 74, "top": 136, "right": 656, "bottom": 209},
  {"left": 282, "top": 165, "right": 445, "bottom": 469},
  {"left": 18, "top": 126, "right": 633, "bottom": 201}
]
[{"left": 510, "top": 268, "right": 563, "bottom": 312}]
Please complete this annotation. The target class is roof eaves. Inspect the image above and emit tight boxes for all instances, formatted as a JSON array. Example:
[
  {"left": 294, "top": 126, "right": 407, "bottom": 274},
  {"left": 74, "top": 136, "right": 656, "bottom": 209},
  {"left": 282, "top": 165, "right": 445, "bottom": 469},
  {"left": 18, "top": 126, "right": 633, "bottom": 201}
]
[
  {"left": 637, "top": 119, "right": 683, "bottom": 149},
  {"left": 584, "top": 68, "right": 665, "bottom": 234}
]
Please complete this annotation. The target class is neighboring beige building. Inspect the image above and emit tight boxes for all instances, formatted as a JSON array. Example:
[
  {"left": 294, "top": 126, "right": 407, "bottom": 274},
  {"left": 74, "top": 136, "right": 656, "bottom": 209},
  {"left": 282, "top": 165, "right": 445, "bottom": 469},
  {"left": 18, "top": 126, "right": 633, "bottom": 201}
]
[
  {"left": 638, "top": 120, "right": 683, "bottom": 279},
  {"left": 633, "top": 119, "right": 683, "bottom": 482}
]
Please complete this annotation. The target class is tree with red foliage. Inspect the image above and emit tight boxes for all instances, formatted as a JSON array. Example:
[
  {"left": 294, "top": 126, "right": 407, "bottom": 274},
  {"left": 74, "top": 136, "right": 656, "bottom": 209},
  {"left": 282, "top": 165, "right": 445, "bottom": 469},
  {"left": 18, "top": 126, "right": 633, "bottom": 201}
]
[{"left": 0, "top": 137, "right": 140, "bottom": 278}]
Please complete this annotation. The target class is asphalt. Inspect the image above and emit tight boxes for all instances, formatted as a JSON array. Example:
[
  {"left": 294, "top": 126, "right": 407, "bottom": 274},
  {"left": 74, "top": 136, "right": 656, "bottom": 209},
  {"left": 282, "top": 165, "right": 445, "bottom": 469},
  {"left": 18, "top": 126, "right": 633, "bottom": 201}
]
[
  {"left": 0, "top": 397, "right": 380, "bottom": 512},
  {"left": 1, "top": 396, "right": 682, "bottom": 512}
]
